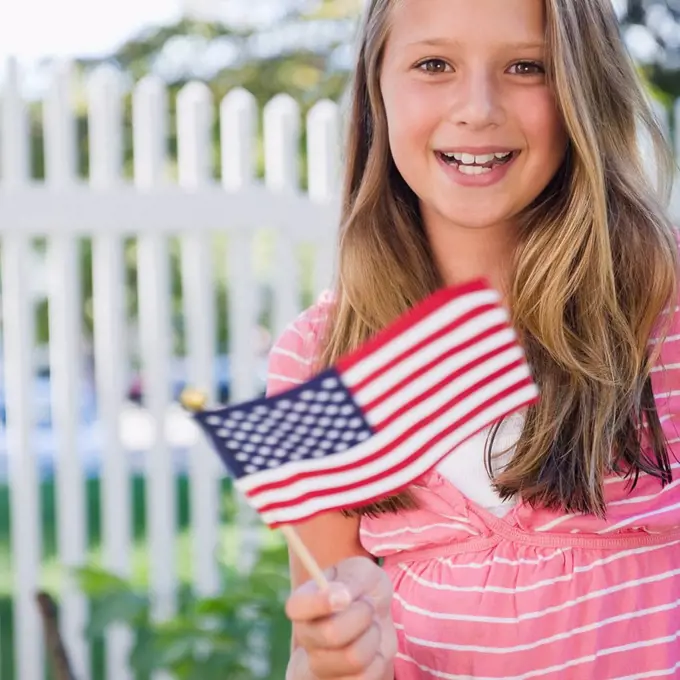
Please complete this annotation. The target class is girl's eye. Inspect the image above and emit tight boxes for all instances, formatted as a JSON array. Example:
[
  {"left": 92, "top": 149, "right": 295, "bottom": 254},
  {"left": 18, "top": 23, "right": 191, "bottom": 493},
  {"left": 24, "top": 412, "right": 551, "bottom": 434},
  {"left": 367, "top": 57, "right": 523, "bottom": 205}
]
[
  {"left": 508, "top": 61, "right": 545, "bottom": 75},
  {"left": 417, "top": 59, "right": 452, "bottom": 74}
]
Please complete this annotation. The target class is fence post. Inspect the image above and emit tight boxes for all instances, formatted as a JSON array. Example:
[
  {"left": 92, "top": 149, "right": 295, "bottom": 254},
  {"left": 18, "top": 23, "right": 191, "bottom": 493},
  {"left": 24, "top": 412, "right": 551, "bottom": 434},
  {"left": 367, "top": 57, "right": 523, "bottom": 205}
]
[
  {"left": 221, "top": 87, "right": 263, "bottom": 575},
  {"left": 45, "top": 60, "right": 89, "bottom": 680},
  {"left": 265, "top": 94, "right": 302, "bottom": 339},
  {"left": 89, "top": 64, "right": 133, "bottom": 680},
  {"left": 307, "top": 99, "right": 340, "bottom": 297},
  {"left": 1, "top": 55, "right": 44, "bottom": 680},
  {"left": 133, "top": 75, "right": 177, "bottom": 632},
  {"left": 177, "top": 81, "right": 222, "bottom": 598}
]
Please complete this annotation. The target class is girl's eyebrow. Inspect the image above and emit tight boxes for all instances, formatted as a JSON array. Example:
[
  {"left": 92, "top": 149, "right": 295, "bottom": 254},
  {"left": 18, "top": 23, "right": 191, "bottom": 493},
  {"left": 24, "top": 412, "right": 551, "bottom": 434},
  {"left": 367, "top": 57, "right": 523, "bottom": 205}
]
[{"left": 404, "top": 37, "right": 545, "bottom": 50}]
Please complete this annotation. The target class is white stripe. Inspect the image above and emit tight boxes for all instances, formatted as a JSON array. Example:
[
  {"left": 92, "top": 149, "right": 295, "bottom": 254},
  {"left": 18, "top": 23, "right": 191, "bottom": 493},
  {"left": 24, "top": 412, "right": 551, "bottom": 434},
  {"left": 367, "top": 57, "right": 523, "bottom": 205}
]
[
  {"left": 366, "top": 345, "right": 525, "bottom": 428},
  {"left": 241, "top": 362, "right": 531, "bottom": 495},
  {"left": 256, "top": 384, "right": 538, "bottom": 524},
  {"left": 534, "top": 513, "right": 577, "bottom": 532},
  {"left": 654, "top": 390, "right": 680, "bottom": 400},
  {"left": 604, "top": 460, "right": 680, "bottom": 486},
  {"left": 395, "top": 597, "right": 680, "bottom": 654},
  {"left": 538, "top": 473, "right": 680, "bottom": 532},
  {"left": 597, "top": 499, "right": 680, "bottom": 534},
  {"left": 392, "top": 566, "right": 680, "bottom": 623},
  {"left": 395, "top": 631, "right": 680, "bottom": 679},
  {"left": 361, "top": 521, "right": 478, "bottom": 539},
  {"left": 350, "top": 310, "right": 511, "bottom": 401},
  {"left": 638, "top": 413, "right": 673, "bottom": 427},
  {"left": 266, "top": 373, "right": 304, "bottom": 385},
  {"left": 607, "top": 476, "right": 680, "bottom": 507},
  {"left": 437, "top": 549, "right": 571, "bottom": 569},
  {"left": 342, "top": 289, "right": 502, "bottom": 385},
  {"left": 649, "top": 333, "right": 680, "bottom": 345},
  {"left": 269, "top": 346, "right": 314, "bottom": 365},
  {"left": 651, "top": 363, "right": 680, "bottom": 372},
  {"left": 364, "top": 337, "right": 523, "bottom": 426},
  {"left": 398, "top": 540, "right": 680, "bottom": 594},
  {"left": 287, "top": 324, "right": 306, "bottom": 340},
  {"left": 368, "top": 542, "right": 424, "bottom": 552},
  {"left": 610, "top": 662, "right": 680, "bottom": 679}
]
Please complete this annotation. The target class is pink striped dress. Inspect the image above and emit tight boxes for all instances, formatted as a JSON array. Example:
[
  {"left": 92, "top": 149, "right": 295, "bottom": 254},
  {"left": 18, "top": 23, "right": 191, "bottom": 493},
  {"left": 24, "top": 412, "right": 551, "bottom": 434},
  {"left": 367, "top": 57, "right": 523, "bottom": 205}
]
[{"left": 267, "top": 291, "right": 680, "bottom": 680}]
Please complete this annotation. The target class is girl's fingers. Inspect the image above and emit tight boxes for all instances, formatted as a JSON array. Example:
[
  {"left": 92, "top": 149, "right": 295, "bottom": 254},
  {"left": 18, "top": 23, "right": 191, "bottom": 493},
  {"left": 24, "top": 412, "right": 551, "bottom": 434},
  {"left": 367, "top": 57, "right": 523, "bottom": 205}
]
[
  {"left": 306, "top": 621, "right": 382, "bottom": 679},
  {"left": 295, "top": 599, "right": 375, "bottom": 650}
]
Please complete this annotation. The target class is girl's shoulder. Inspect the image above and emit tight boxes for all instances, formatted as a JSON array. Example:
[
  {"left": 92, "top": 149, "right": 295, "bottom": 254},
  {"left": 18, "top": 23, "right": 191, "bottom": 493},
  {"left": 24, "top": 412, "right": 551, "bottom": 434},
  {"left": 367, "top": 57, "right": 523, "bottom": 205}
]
[{"left": 265, "top": 290, "right": 335, "bottom": 395}]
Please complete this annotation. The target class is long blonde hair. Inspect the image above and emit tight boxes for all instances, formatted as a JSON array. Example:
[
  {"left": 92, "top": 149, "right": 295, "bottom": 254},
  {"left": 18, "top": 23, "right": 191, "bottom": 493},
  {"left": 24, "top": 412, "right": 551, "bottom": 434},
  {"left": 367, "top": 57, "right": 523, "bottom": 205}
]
[{"left": 321, "top": 0, "right": 679, "bottom": 516}]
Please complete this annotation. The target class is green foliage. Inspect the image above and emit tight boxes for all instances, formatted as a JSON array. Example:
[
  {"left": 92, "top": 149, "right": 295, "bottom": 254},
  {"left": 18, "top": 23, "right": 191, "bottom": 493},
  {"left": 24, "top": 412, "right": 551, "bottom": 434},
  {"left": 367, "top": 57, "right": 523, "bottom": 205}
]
[{"left": 75, "top": 543, "right": 292, "bottom": 679}]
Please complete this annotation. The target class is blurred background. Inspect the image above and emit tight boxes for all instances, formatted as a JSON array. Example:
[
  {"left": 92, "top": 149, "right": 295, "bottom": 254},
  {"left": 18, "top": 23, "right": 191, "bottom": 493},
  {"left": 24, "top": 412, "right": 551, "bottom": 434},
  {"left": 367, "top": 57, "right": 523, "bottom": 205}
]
[{"left": 0, "top": 0, "right": 680, "bottom": 678}]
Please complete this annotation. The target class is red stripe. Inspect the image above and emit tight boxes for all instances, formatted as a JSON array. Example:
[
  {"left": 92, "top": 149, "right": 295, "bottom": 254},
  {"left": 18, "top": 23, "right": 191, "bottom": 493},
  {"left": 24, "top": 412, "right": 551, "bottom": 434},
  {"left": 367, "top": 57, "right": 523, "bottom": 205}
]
[
  {"left": 348, "top": 303, "right": 502, "bottom": 393},
  {"left": 254, "top": 375, "right": 537, "bottom": 517},
  {"left": 248, "top": 354, "right": 526, "bottom": 498},
  {"left": 336, "top": 280, "right": 491, "bottom": 373},
  {"left": 267, "top": 393, "right": 540, "bottom": 528},
  {"left": 361, "top": 332, "right": 516, "bottom": 429},
  {"left": 248, "top": 366, "right": 532, "bottom": 504}
]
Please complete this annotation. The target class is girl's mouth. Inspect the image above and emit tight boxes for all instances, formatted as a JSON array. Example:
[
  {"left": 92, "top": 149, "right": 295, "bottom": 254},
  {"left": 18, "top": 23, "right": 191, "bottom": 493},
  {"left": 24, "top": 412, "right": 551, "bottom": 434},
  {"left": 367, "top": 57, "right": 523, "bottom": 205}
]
[{"left": 435, "top": 150, "right": 519, "bottom": 176}]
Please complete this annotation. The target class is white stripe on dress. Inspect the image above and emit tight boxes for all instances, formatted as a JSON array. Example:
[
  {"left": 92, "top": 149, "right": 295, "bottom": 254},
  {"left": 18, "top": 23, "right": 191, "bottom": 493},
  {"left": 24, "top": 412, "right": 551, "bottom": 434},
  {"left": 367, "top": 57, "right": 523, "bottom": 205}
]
[
  {"left": 394, "top": 597, "right": 680, "bottom": 654},
  {"left": 392, "top": 566, "right": 680, "bottom": 623},
  {"left": 397, "top": 540, "right": 680, "bottom": 594}
]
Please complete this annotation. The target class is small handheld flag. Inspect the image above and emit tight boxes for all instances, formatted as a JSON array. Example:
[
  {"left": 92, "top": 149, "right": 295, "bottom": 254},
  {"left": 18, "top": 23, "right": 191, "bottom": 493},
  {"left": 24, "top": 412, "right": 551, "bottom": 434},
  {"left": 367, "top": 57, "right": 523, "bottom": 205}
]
[{"left": 189, "top": 280, "right": 538, "bottom": 531}]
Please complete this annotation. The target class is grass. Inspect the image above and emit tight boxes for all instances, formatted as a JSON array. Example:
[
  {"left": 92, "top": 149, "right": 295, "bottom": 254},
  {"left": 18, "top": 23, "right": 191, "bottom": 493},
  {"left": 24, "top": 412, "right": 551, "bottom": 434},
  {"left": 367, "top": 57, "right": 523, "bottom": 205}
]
[{"left": 0, "top": 475, "right": 283, "bottom": 680}]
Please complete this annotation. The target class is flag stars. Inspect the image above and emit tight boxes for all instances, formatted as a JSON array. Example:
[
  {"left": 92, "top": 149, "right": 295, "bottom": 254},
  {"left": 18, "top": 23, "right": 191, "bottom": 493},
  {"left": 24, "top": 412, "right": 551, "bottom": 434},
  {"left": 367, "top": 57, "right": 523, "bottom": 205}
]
[{"left": 199, "top": 369, "right": 374, "bottom": 476}]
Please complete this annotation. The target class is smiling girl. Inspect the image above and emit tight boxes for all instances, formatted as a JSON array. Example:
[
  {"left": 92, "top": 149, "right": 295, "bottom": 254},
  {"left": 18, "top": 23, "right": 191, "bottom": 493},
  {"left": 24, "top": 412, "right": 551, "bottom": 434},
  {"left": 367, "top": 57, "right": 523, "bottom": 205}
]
[{"left": 269, "top": 0, "right": 680, "bottom": 678}]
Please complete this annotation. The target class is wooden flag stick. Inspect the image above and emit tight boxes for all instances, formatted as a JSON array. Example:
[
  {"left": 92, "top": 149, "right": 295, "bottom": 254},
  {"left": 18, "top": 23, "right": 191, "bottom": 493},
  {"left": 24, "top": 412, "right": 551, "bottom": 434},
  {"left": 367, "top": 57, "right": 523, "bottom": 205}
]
[{"left": 280, "top": 525, "right": 330, "bottom": 590}]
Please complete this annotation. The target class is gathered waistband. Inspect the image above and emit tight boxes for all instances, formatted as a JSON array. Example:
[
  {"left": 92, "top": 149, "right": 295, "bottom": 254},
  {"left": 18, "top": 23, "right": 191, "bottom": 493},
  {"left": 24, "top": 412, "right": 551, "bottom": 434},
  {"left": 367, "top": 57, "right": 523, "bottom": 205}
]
[{"left": 381, "top": 515, "right": 680, "bottom": 567}]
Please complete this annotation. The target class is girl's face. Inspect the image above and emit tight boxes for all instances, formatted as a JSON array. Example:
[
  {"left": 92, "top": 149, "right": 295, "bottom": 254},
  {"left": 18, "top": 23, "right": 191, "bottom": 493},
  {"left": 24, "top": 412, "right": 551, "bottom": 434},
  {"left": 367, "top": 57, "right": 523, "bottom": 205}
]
[{"left": 380, "top": 0, "right": 567, "bottom": 234}]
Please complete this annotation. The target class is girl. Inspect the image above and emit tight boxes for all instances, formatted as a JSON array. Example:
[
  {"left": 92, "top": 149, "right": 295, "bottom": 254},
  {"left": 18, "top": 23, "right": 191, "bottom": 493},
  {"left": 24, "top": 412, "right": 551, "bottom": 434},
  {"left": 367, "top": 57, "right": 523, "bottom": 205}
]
[{"left": 271, "top": 0, "right": 680, "bottom": 678}]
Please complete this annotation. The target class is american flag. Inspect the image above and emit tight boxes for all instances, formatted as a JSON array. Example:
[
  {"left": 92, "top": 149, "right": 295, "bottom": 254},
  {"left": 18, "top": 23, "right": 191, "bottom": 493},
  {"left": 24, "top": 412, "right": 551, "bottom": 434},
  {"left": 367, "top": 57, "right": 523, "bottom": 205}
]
[{"left": 192, "top": 280, "right": 538, "bottom": 527}]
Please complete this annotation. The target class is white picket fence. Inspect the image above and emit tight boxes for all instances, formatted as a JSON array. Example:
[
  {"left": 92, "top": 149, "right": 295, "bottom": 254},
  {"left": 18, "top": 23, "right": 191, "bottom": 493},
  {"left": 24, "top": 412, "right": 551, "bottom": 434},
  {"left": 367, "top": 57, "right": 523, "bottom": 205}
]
[
  {"left": 0, "top": 58, "right": 340, "bottom": 680},
  {"left": 4, "top": 55, "right": 680, "bottom": 680}
]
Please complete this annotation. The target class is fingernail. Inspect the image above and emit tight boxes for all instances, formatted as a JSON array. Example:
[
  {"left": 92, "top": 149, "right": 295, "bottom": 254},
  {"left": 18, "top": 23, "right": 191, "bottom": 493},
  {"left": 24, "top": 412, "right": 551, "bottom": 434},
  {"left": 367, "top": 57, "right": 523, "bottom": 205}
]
[{"left": 328, "top": 584, "right": 351, "bottom": 611}]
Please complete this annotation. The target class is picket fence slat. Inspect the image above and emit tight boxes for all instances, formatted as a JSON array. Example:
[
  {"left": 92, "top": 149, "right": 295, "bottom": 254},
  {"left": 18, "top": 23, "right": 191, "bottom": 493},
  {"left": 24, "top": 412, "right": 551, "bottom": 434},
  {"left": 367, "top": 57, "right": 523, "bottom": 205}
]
[
  {"left": 1, "top": 58, "right": 44, "bottom": 680},
  {"left": 307, "top": 99, "right": 340, "bottom": 297},
  {"left": 89, "top": 65, "right": 136, "bottom": 680},
  {"left": 3, "top": 234, "right": 43, "bottom": 680},
  {"left": 1, "top": 58, "right": 29, "bottom": 185},
  {"left": 177, "top": 81, "right": 222, "bottom": 597},
  {"left": 45, "top": 61, "right": 89, "bottom": 679},
  {"left": 265, "top": 94, "right": 303, "bottom": 340}
]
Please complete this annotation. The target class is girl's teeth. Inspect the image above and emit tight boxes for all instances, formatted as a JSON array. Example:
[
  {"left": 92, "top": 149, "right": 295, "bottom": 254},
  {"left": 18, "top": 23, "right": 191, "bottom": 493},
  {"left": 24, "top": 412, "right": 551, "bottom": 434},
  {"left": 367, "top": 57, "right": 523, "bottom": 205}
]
[
  {"left": 458, "top": 165, "right": 492, "bottom": 175},
  {"left": 447, "top": 151, "right": 512, "bottom": 165}
]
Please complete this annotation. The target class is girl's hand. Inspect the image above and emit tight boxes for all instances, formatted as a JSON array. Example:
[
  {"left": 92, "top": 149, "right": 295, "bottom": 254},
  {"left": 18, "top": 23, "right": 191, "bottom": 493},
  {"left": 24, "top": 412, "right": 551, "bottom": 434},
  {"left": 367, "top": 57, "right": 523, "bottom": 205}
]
[{"left": 286, "top": 556, "right": 397, "bottom": 679}]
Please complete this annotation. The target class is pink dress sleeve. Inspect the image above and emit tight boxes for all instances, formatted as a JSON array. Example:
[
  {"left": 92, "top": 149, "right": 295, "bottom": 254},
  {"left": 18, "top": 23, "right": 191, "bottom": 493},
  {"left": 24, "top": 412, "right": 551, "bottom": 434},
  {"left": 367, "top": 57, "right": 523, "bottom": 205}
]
[{"left": 265, "top": 292, "right": 334, "bottom": 397}]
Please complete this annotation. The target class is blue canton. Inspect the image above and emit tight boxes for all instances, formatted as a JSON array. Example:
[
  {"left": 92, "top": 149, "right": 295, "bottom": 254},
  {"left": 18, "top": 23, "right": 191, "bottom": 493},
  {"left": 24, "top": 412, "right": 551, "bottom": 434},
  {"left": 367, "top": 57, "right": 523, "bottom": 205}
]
[{"left": 194, "top": 368, "right": 374, "bottom": 478}]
